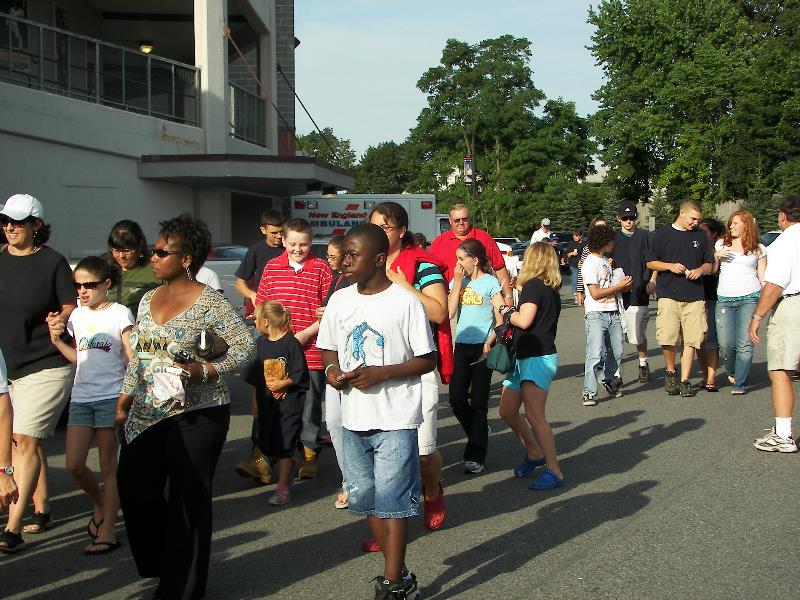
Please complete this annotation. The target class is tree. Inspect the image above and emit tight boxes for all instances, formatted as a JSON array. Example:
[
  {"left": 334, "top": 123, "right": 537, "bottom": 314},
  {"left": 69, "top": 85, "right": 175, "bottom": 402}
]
[
  {"left": 649, "top": 189, "right": 674, "bottom": 228},
  {"left": 353, "top": 142, "right": 412, "bottom": 194},
  {"left": 296, "top": 127, "right": 356, "bottom": 170}
]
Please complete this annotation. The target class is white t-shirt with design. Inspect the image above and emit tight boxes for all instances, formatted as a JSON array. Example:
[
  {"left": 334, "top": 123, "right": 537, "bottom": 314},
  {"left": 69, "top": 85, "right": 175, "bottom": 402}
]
[
  {"left": 581, "top": 252, "right": 618, "bottom": 313},
  {"left": 67, "top": 302, "right": 135, "bottom": 403},
  {"left": 317, "top": 283, "right": 435, "bottom": 432}
]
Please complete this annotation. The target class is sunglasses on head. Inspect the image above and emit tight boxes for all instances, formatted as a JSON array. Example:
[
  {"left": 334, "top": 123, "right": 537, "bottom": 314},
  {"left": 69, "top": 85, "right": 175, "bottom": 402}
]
[
  {"left": 74, "top": 280, "right": 105, "bottom": 290},
  {"left": 152, "top": 248, "right": 182, "bottom": 258},
  {"left": 1, "top": 215, "right": 31, "bottom": 228}
]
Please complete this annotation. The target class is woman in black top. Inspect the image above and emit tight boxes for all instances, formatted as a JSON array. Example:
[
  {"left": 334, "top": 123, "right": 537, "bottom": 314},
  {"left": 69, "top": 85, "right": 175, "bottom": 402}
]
[
  {"left": 0, "top": 194, "right": 76, "bottom": 552},
  {"left": 492, "top": 242, "right": 565, "bottom": 491}
]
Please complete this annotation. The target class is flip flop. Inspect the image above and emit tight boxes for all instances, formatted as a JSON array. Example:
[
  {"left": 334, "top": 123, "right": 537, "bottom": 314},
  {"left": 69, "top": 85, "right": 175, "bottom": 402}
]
[
  {"left": 87, "top": 516, "right": 104, "bottom": 540},
  {"left": 84, "top": 540, "right": 121, "bottom": 556},
  {"left": 529, "top": 467, "right": 565, "bottom": 491},
  {"left": 22, "top": 511, "right": 51, "bottom": 534}
]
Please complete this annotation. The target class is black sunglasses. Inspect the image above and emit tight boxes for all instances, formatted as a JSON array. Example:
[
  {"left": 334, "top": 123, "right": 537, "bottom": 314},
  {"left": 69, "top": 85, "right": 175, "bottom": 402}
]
[
  {"left": 619, "top": 216, "right": 636, "bottom": 222},
  {"left": 152, "top": 248, "right": 182, "bottom": 258},
  {"left": 74, "top": 280, "right": 105, "bottom": 290},
  {"left": 1, "top": 216, "right": 31, "bottom": 228}
]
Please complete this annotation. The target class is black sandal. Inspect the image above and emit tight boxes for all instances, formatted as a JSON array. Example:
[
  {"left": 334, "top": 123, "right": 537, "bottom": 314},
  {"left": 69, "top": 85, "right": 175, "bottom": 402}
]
[
  {"left": 87, "top": 516, "right": 103, "bottom": 540},
  {"left": 23, "top": 511, "right": 51, "bottom": 534},
  {"left": 0, "top": 529, "right": 24, "bottom": 553}
]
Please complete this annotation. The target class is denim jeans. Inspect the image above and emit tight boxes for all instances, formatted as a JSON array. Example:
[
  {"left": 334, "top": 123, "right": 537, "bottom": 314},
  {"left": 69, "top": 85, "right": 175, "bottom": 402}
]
[
  {"left": 448, "top": 343, "right": 492, "bottom": 463},
  {"left": 715, "top": 297, "right": 757, "bottom": 391},
  {"left": 570, "top": 266, "right": 579, "bottom": 294},
  {"left": 583, "top": 311, "right": 624, "bottom": 396}
]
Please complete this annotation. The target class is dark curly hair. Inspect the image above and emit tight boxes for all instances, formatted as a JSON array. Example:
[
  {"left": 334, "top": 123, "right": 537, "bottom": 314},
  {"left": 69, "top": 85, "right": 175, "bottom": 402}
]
[
  {"left": 31, "top": 218, "right": 51, "bottom": 245},
  {"left": 107, "top": 219, "right": 150, "bottom": 268},
  {"left": 158, "top": 213, "right": 211, "bottom": 277},
  {"left": 588, "top": 223, "right": 615, "bottom": 252},
  {"left": 75, "top": 255, "right": 121, "bottom": 287}
]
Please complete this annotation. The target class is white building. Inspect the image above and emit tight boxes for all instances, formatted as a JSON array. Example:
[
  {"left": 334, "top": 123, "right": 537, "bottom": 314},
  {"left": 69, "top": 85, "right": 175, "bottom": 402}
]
[{"left": 0, "top": 0, "right": 353, "bottom": 258}]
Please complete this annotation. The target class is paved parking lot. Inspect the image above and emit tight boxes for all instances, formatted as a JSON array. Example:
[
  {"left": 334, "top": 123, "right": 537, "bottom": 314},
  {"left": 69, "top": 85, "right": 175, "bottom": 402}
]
[{"left": 1, "top": 290, "right": 797, "bottom": 599}]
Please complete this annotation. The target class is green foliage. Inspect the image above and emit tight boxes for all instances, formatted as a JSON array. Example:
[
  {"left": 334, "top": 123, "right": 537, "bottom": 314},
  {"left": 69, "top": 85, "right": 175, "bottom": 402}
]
[
  {"left": 353, "top": 142, "right": 412, "bottom": 194},
  {"left": 744, "top": 168, "right": 780, "bottom": 231},
  {"left": 297, "top": 127, "right": 357, "bottom": 170},
  {"left": 649, "top": 190, "right": 675, "bottom": 228},
  {"left": 589, "top": 0, "right": 800, "bottom": 206}
]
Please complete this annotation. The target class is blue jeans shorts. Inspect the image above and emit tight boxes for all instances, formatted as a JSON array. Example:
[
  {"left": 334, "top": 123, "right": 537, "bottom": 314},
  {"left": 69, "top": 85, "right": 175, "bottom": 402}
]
[
  {"left": 343, "top": 427, "right": 421, "bottom": 518},
  {"left": 503, "top": 354, "right": 559, "bottom": 392},
  {"left": 68, "top": 398, "right": 117, "bottom": 428}
]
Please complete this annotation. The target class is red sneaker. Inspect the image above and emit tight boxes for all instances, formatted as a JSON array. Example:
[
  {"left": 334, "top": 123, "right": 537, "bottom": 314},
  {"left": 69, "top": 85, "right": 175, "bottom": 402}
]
[
  {"left": 360, "top": 537, "right": 381, "bottom": 552},
  {"left": 424, "top": 482, "right": 446, "bottom": 530}
]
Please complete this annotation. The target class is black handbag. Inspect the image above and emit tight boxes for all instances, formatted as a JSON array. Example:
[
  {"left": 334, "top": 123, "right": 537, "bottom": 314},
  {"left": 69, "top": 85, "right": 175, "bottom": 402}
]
[
  {"left": 194, "top": 329, "right": 229, "bottom": 361},
  {"left": 486, "top": 312, "right": 516, "bottom": 374}
]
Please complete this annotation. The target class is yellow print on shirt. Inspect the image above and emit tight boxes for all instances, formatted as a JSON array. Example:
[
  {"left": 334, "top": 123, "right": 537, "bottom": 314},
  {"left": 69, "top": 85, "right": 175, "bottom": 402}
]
[{"left": 460, "top": 286, "right": 484, "bottom": 306}]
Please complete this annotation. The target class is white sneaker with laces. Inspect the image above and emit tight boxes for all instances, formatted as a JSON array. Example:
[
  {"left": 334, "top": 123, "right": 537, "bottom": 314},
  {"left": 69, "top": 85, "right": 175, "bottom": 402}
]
[
  {"left": 753, "top": 428, "right": 798, "bottom": 453},
  {"left": 464, "top": 461, "right": 485, "bottom": 474}
]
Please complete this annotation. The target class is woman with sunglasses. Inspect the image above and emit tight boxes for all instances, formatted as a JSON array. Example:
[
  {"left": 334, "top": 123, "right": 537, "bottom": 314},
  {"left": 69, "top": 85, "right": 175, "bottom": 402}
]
[
  {"left": 0, "top": 194, "right": 76, "bottom": 553},
  {"left": 115, "top": 214, "right": 254, "bottom": 599},
  {"left": 48, "top": 256, "right": 134, "bottom": 555},
  {"left": 106, "top": 219, "right": 161, "bottom": 314}
]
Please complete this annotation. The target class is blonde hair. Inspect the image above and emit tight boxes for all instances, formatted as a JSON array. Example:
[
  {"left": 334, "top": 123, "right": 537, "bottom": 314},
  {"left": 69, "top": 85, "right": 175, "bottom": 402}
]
[
  {"left": 517, "top": 242, "right": 561, "bottom": 290},
  {"left": 254, "top": 301, "right": 291, "bottom": 332}
]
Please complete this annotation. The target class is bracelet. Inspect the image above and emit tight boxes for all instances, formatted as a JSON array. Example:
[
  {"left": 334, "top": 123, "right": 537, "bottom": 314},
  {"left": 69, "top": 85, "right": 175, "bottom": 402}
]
[{"left": 324, "top": 364, "right": 336, "bottom": 377}]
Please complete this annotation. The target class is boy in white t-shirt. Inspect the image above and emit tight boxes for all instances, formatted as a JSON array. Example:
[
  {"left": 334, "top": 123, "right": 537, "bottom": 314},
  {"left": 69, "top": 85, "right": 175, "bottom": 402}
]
[
  {"left": 318, "top": 224, "right": 435, "bottom": 600},
  {"left": 580, "top": 224, "right": 632, "bottom": 406}
]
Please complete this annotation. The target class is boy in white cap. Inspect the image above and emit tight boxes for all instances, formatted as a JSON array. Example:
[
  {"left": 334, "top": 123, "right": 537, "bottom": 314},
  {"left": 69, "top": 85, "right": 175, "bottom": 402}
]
[{"left": 530, "top": 218, "right": 552, "bottom": 244}]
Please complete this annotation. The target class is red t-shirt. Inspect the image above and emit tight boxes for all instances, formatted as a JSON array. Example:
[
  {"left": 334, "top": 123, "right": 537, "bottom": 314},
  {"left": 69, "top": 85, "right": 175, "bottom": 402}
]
[
  {"left": 428, "top": 227, "right": 505, "bottom": 282},
  {"left": 255, "top": 253, "right": 333, "bottom": 370}
]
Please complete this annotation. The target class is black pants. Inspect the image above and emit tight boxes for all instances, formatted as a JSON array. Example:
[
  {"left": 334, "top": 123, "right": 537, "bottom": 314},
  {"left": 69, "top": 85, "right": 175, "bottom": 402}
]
[
  {"left": 118, "top": 404, "right": 230, "bottom": 600},
  {"left": 448, "top": 342, "right": 492, "bottom": 463}
]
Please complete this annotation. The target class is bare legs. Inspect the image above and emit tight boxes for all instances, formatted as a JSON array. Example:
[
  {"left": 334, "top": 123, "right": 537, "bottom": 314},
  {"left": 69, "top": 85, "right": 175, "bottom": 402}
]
[
  {"left": 770, "top": 370, "right": 795, "bottom": 418},
  {"left": 419, "top": 451, "right": 442, "bottom": 501},
  {"left": 5, "top": 434, "right": 42, "bottom": 534},
  {"left": 368, "top": 516, "right": 407, "bottom": 582},
  {"left": 662, "top": 344, "right": 697, "bottom": 382}
]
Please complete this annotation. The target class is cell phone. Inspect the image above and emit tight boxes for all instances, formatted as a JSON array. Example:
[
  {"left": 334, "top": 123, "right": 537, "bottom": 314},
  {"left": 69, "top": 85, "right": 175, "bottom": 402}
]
[{"left": 165, "top": 366, "right": 190, "bottom": 377}]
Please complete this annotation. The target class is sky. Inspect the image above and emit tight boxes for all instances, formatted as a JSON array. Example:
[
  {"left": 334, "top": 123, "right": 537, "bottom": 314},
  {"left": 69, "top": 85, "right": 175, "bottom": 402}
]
[{"left": 294, "top": 0, "right": 606, "bottom": 158}]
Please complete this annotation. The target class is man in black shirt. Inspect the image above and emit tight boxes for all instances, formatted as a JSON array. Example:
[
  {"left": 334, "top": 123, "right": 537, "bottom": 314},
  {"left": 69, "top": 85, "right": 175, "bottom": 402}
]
[
  {"left": 563, "top": 230, "right": 585, "bottom": 296},
  {"left": 646, "top": 199, "right": 714, "bottom": 397},
  {"left": 612, "top": 201, "right": 656, "bottom": 384},
  {"left": 234, "top": 209, "right": 285, "bottom": 485}
]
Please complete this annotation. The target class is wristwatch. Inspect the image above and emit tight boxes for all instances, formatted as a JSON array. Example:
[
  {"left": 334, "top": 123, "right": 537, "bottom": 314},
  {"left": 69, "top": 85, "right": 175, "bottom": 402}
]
[{"left": 0, "top": 466, "right": 13, "bottom": 476}]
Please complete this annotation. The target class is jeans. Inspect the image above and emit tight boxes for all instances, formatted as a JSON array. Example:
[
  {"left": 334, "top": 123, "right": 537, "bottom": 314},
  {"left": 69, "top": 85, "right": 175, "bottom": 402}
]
[
  {"left": 300, "top": 370, "right": 325, "bottom": 450},
  {"left": 583, "top": 311, "right": 624, "bottom": 396},
  {"left": 448, "top": 342, "right": 492, "bottom": 463},
  {"left": 715, "top": 297, "right": 757, "bottom": 391},
  {"left": 570, "top": 266, "right": 579, "bottom": 294}
]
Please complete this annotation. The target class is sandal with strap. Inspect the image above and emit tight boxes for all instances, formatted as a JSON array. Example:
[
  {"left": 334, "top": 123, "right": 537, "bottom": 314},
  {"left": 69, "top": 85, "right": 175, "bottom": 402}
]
[
  {"left": 87, "top": 516, "right": 104, "bottom": 539},
  {"left": 23, "top": 511, "right": 51, "bottom": 534},
  {"left": 529, "top": 467, "right": 565, "bottom": 491},
  {"left": 0, "top": 529, "right": 25, "bottom": 553},
  {"left": 84, "top": 540, "right": 121, "bottom": 555}
]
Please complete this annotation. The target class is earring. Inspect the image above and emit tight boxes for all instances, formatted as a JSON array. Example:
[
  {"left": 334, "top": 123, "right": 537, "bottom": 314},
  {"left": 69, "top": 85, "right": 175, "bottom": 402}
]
[{"left": 185, "top": 266, "right": 194, "bottom": 281}]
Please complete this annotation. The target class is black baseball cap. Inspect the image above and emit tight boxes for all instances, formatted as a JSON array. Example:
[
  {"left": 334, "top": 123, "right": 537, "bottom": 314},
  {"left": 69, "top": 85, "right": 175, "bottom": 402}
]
[{"left": 617, "top": 201, "right": 637, "bottom": 218}]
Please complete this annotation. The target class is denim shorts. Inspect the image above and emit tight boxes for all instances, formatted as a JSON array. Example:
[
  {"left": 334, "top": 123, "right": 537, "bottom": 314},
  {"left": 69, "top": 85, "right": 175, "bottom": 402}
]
[
  {"left": 503, "top": 354, "right": 559, "bottom": 392},
  {"left": 343, "top": 427, "right": 421, "bottom": 518},
  {"left": 68, "top": 398, "right": 117, "bottom": 428}
]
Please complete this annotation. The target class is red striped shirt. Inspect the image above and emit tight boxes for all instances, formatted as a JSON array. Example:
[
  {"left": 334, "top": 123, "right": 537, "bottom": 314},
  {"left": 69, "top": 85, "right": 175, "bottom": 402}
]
[{"left": 255, "top": 253, "right": 332, "bottom": 370}]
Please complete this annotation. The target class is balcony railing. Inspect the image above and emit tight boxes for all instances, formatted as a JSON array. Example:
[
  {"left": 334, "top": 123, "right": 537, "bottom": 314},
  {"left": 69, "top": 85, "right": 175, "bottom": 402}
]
[
  {"left": 229, "top": 83, "right": 266, "bottom": 147},
  {"left": 0, "top": 12, "right": 199, "bottom": 126}
]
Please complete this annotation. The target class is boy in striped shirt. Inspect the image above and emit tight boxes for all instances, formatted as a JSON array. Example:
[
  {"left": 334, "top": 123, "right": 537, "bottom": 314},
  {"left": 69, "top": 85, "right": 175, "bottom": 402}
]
[{"left": 256, "top": 218, "right": 333, "bottom": 478}]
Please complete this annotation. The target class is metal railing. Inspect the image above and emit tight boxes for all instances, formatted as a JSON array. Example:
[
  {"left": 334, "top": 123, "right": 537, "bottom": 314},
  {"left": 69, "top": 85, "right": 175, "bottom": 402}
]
[
  {"left": 0, "top": 12, "right": 199, "bottom": 126},
  {"left": 229, "top": 83, "right": 266, "bottom": 147}
]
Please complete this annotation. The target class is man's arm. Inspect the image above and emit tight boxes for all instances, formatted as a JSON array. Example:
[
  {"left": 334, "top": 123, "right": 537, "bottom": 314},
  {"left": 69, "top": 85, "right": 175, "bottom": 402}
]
[
  {"left": 494, "top": 266, "right": 514, "bottom": 306},
  {"left": 749, "top": 282, "right": 784, "bottom": 344},
  {"left": 646, "top": 260, "right": 686, "bottom": 274},
  {"left": 235, "top": 277, "right": 256, "bottom": 303}
]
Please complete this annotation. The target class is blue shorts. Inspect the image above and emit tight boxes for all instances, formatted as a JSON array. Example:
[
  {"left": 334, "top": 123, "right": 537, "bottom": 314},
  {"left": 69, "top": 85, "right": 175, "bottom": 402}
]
[
  {"left": 503, "top": 354, "right": 559, "bottom": 391},
  {"left": 68, "top": 398, "right": 117, "bottom": 428},
  {"left": 343, "top": 428, "right": 421, "bottom": 519}
]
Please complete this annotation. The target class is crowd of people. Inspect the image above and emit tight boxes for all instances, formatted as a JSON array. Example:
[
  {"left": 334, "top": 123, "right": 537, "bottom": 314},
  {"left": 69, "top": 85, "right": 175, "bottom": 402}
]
[{"left": 0, "top": 191, "right": 798, "bottom": 600}]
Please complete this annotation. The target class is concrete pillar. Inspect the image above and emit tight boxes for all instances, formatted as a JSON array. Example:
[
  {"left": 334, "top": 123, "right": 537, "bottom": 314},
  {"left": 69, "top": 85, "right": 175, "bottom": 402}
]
[
  {"left": 194, "top": 0, "right": 229, "bottom": 154},
  {"left": 194, "top": 187, "right": 232, "bottom": 244}
]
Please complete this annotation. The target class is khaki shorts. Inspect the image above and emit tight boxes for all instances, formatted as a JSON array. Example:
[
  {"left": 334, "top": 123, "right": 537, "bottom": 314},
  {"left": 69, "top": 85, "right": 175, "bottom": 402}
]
[
  {"left": 656, "top": 298, "right": 707, "bottom": 349},
  {"left": 624, "top": 304, "right": 649, "bottom": 346},
  {"left": 767, "top": 296, "right": 800, "bottom": 371},
  {"left": 418, "top": 370, "right": 441, "bottom": 456},
  {"left": 9, "top": 364, "right": 73, "bottom": 438}
]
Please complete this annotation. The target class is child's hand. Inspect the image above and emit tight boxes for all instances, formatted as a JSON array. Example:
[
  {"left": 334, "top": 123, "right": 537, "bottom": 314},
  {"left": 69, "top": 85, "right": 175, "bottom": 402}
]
[
  {"left": 345, "top": 366, "right": 383, "bottom": 390},
  {"left": 273, "top": 391, "right": 286, "bottom": 400},
  {"left": 453, "top": 264, "right": 465, "bottom": 282},
  {"left": 266, "top": 379, "right": 285, "bottom": 394},
  {"left": 48, "top": 320, "right": 65, "bottom": 343},
  {"left": 616, "top": 276, "right": 633, "bottom": 292},
  {"left": 315, "top": 306, "right": 325, "bottom": 319},
  {"left": 326, "top": 365, "right": 348, "bottom": 390}
]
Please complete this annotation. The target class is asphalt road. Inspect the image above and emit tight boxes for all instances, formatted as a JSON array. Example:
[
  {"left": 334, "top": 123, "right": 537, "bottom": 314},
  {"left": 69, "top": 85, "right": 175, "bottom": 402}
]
[{"left": 1, "top": 288, "right": 797, "bottom": 599}]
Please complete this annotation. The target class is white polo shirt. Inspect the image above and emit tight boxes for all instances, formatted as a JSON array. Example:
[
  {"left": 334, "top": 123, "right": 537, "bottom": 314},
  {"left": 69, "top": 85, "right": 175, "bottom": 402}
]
[{"left": 764, "top": 223, "right": 800, "bottom": 295}]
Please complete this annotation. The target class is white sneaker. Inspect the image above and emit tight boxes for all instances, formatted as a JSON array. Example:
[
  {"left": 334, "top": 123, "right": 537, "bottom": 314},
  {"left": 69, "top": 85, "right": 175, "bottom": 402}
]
[
  {"left": 582, "top": 393, "right": 597, "bottom": 407},
  {"left": 753, "top": 428, "right": 798, "bottom": 453},
  {"left": 464, "top": 461, "right": 485, "bottom": 474}
]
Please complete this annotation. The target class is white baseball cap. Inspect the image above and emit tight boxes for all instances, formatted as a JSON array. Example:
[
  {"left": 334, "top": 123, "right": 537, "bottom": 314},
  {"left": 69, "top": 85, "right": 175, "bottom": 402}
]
[
  {"left": 1, "top": 194, "right": 44, "bottom": 221},
  {"left": 541, "top": 218, "right": 551, "bottom": 226}
]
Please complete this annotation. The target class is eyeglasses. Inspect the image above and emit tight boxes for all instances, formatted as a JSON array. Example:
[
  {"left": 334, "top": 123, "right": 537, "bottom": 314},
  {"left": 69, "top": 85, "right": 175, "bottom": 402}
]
[
  {"left": 1, "top": 216, "right": 31, "bottom": 228},
  {"left": 152, "top": 248, "right": 182, "bottom": 258},
  {"left": 619, "top": 216, "right": 636, "bottom": 222},
  {"left": 74, "top": 280, "right": 105, "bottom": 290},
  {"left": 377, "top": 224, "right": 397, "bottom": 232},
  {"left": 452, "top": 217, "right": 469, "bottom": 223},
  {"left": 111, "top": 247, "right": 136, "bottom": 255}
]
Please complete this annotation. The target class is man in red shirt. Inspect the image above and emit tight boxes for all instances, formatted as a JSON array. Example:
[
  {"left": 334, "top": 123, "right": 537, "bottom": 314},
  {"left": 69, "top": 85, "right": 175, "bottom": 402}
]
[
  {"left": 255, "top": 218, "right": 333, "bottom": 478},
  {"left": 429, "top": 204, "right": 514, "bottom": 305}
]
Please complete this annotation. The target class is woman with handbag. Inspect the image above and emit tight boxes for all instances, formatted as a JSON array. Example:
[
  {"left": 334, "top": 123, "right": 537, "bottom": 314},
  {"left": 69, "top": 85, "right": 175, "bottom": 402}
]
[
  {"left": 447, "top": 239, "right": 502, "bottom": 474},
  {"left": 491, "top": 242, "right": 565, "bottom": 491},
  {"left": 115, "top": 214, "right": 254, "bottom": 599}
]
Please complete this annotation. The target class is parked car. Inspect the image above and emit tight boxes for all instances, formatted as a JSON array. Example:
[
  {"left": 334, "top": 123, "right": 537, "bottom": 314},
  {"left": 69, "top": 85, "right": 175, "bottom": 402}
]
[
  {"left": 762, "top": 230, "right": 781, "bottom": 246},
  {"left": 493, "top": 236, "right": 522, "bottom": 247},
  {"left": 203, "top": 244, "right": 249, "bottom": 317}
]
